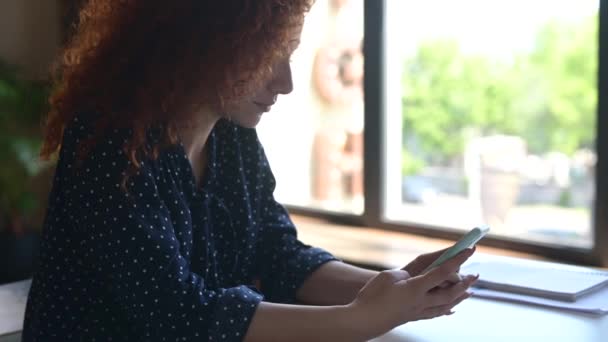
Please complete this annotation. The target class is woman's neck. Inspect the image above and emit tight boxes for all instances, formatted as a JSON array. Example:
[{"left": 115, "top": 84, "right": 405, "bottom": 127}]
[{"left": 178, "top": 111, "right": 221, "bottom": 187}]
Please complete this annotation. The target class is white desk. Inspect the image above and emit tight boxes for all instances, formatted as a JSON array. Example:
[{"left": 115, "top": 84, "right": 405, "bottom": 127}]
[
  {"left": 374, "top": 295, "right": 608, "bottom": 342},
  {"left": 372, "top": 254, "right": 608, "bottom": 342}
]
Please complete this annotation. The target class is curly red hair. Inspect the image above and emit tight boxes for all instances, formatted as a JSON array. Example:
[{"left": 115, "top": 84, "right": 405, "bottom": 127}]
[{"left": 40, "top": 0, "right": 312, "bottom": 172}]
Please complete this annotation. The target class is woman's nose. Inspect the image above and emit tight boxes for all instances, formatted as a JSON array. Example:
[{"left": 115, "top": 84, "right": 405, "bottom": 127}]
[{"left": 267, "top": 60, "right": 294, "bottom": 95}]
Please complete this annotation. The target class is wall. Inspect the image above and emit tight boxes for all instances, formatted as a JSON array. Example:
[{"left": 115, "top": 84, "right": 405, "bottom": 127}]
[{"left": 0, "top": 0, "right": 62, "bottom": 79}]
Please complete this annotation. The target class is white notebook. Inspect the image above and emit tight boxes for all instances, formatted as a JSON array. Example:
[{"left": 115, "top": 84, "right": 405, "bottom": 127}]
[
  {"left": 471, "top": 287, "right": 608, "bottom": 315},
  {"left": 463, "top": 261, "right": 608, "bottom": 302}
]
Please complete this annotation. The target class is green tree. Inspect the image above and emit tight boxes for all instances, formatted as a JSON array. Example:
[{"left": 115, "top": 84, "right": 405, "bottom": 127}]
[
  {"left": 523, "top": 16, "right": 597, "bottom": 155},
  {"left": 401, "top": 14, "right": 598, "bottom": 175},
  {"left": 401, "top": 40, "right": 523, "bottom": 167}
]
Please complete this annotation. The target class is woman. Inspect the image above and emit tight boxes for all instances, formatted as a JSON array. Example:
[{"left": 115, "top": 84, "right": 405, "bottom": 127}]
[{"left": 23, "top": 0, "right": 478, "bottom": 340}]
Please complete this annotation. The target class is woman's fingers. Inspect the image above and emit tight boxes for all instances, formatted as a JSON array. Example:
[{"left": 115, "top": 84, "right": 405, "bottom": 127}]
[
  {"left": 414, "top": 248, "right": 475, "bottom": 290},
  {"left": 447, "top": 291, "right": 473, "bottom": 310},
  {"left": 380, "top": 269, "right": 412, "bottom": 283},
  {"left": 423, "top": 247, "right": 450, "bottom": 261},
  {"left": 420, "top": 291, "right": 473, "bottom": 319},
  {"left": 437, "top": 272, "right": 462, "bottom": 288},
  {"left": 426, "top": 274, "right": 478, "bottom": 307},
  {"left": 403, "top": 247, "right": 451, "bottom": 275}
]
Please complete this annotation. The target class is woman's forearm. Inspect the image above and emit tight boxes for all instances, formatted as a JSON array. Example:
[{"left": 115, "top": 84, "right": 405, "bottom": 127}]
[
  {"left": 296, "top": 261, "right": 379, "bottom": 305},
  {"left": 245, "top": 301, "right": 371, "bottom": 342},
  {"left": 245, "top": 262, "right": 380, "bottom": 341}
]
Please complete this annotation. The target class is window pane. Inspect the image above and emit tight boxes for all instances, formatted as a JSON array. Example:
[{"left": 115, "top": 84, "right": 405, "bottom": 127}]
[
  {"left": 384, "top": 0, "right": 598, "bottom": 248},
  {"left": 257, "top": 0, "right": 364, "bottom": 214}
]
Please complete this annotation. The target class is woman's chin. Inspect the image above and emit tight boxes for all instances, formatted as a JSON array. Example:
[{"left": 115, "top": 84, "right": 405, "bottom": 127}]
[{"left": 231, "top": 112, "right": 263, "bottom": 128}]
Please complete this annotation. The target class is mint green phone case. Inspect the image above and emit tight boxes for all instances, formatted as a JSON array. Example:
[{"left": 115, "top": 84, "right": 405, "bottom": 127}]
[{"left": 423, "top": 226, "right": 490, "bottom": 273}]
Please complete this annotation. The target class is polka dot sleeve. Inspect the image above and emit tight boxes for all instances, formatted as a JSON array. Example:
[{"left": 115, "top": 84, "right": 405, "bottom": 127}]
[
  {"left": 64, "top": 120, "right": 263, "bottom": 340},
  {"left": 250, "top": 132, "right": 339, "bottom": 304},
  {"left": 257, "top": 202, "right": 339, "bottom": 303}
]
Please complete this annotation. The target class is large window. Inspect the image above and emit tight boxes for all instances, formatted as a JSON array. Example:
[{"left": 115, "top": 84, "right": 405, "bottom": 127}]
[
  {"left": 261, "top": 0, "right": 607, "bottom": 265},
  {"left": 385, "top": 0, "right": 598, "bottom": 249},
  {"left": 258, "top": 0, "right": 364, "bottom": 214}
]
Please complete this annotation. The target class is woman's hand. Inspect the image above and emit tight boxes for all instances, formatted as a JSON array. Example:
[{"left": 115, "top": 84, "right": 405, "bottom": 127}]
[
  {"left": 403, "top": 246, "right": 477, "bottom": 286},
  {"left": 348, "top": 248, "right": 478, "bottom": 339}
]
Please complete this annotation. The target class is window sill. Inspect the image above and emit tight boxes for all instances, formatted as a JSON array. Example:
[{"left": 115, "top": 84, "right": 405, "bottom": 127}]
[{"left": 292, "top": 214, "right": 551, "bottom": 270}]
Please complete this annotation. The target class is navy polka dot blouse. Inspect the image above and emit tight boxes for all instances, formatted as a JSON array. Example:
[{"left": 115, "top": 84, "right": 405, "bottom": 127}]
[{"left": 23, "top": 115, "right": 337, "bottom": 341}]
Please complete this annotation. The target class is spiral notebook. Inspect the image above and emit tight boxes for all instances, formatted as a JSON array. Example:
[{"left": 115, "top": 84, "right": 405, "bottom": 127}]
[{"left": 463, "top": 260, "right": 608, "bottom": 302}]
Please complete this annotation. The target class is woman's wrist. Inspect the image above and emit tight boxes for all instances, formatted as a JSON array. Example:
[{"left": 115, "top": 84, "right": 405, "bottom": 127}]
[
  {"left": 246, "top": 302, "right": 378, "bottom": 341},
  {"left": 340, "top": 302, "right": 381, "bottom": 341},
  {"left": 296, "top": 261, "right": 379, "bottom": 306}
]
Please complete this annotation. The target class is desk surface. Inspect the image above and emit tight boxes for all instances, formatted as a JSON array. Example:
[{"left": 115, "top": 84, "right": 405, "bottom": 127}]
[
  {"left": 374, "top": 296, "right": 608, "bottom": 342},
  {"left": 294, "top": 216, "right": 608, "bottom": 341},
  {"left": 1, "top": 278, "right": 607, "bottom": 341}
]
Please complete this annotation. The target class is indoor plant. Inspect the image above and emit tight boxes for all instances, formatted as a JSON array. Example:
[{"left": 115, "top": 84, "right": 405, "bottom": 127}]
[{"left": 0, "top": 60, "right": 53, "bottom": 284}]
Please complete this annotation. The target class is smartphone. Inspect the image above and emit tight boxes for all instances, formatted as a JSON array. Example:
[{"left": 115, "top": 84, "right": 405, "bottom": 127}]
[{"left": 422, "top": 226, "right": 490, "bottom": 273}]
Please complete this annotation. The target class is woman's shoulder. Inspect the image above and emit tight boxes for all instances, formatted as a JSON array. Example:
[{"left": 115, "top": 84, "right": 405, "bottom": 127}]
[
  {"left": 57, "top": 115, "right": 178, "bottom": 203},
  {"left": 60, "top": 114, "right": 130, "bottom": 167},
  {"left": 58, "top": 113, "right": 170, "bottom": 185},
  {"left": 62, "top": 113, "right": 176, "bottom": 162},
  {"left": 62, "top": 113, "right": 131, "bottom": 150}
]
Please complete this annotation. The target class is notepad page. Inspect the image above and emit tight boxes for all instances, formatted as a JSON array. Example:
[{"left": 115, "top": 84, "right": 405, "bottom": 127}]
[
  {"left": 463, "top": 261, "right": 608, "bottom": 298},
  {"left": 471, "top": 286, "right": 608, "bottom": 315}
]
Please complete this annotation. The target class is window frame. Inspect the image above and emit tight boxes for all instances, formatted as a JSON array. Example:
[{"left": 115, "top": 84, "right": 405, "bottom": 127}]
[{"left": 288, "top": 0, "right": 608, "bottom": 267}]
